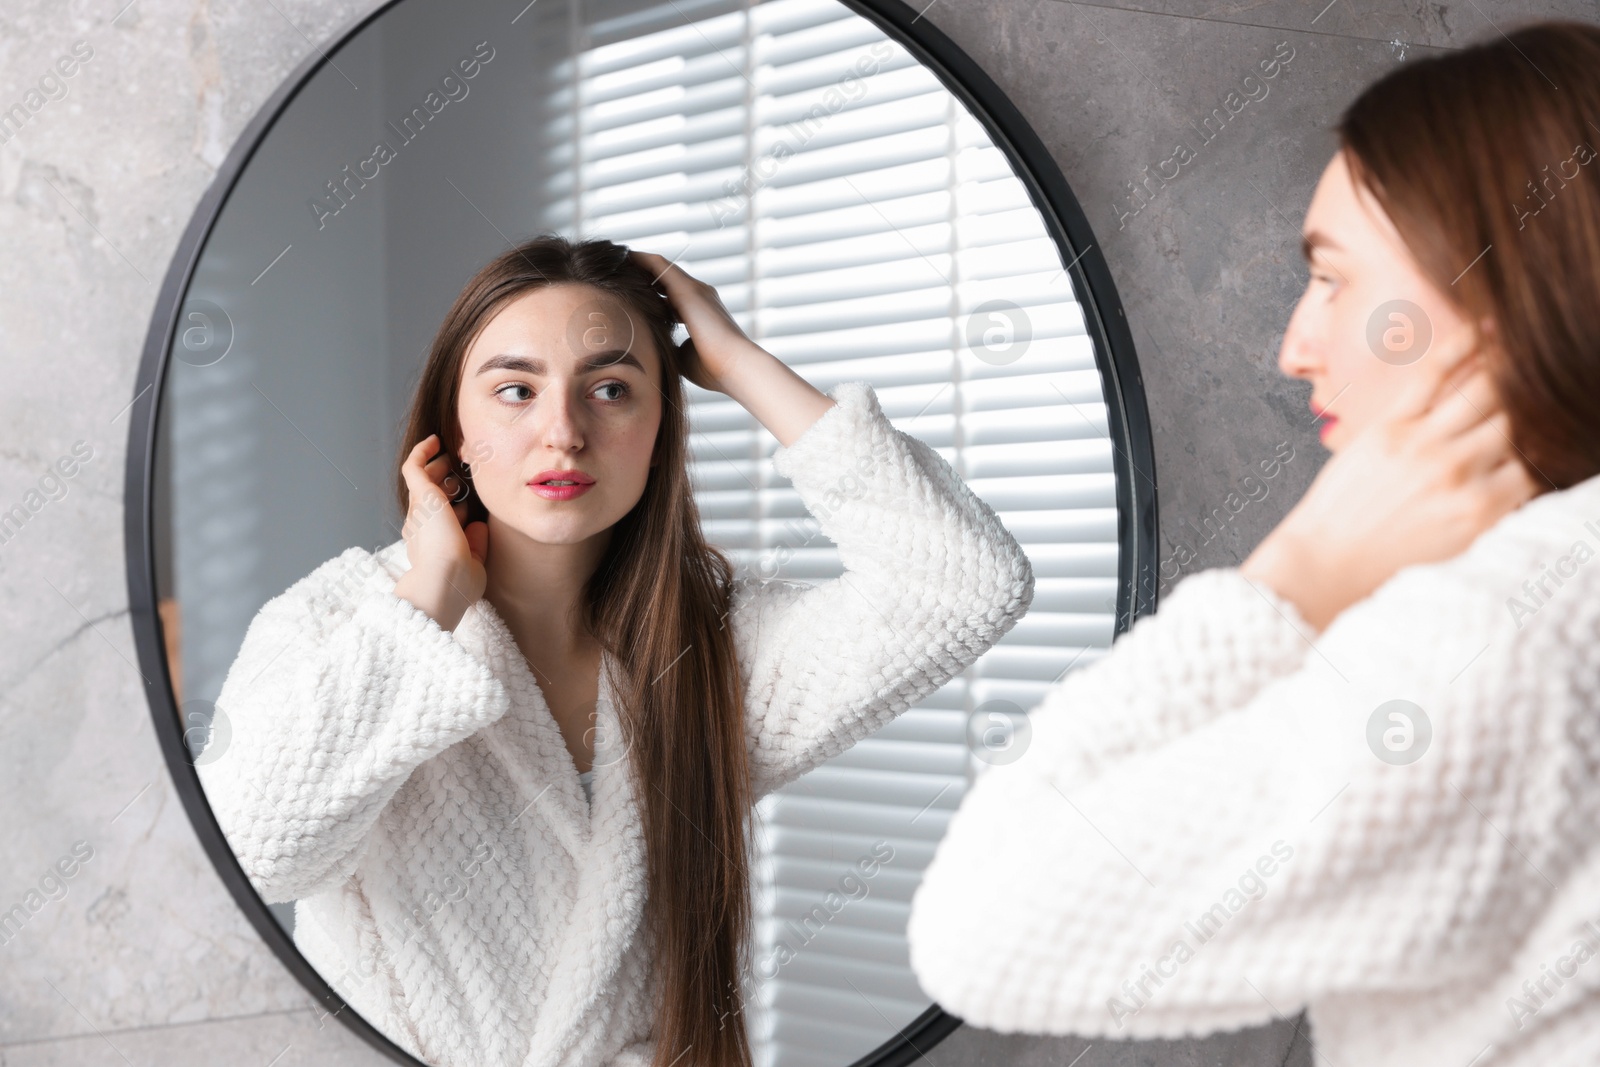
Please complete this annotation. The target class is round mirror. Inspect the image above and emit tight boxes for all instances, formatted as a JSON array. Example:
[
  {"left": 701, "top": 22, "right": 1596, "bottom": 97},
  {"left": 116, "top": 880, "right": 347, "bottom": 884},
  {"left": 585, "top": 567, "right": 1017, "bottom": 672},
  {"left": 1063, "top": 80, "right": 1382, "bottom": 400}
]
[{"left": 124, "top": 0, "right": 1155, "bottom": 1064}]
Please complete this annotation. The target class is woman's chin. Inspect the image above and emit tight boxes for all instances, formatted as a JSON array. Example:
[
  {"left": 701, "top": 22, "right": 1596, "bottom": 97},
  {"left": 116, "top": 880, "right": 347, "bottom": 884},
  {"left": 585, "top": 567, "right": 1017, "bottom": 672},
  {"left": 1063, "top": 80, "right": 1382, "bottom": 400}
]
[{"left": 506, "top": 516, "right": 611, "bottom": 547}]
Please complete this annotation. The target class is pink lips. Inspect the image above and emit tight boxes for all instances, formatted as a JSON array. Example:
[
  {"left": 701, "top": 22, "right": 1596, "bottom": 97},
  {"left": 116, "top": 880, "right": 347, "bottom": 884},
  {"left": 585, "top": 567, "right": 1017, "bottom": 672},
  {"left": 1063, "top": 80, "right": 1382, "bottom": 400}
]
[
  {"left": 529, "top": 468, "right": 594, "bottom": 501},
  {"left": 1312, "top": 402, "right": 1338, "bottom": 440}
]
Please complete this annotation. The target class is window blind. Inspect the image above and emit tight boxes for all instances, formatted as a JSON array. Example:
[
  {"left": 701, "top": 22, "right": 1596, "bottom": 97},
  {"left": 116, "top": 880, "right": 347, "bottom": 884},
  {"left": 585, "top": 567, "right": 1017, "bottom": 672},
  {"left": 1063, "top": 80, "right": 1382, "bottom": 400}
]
[{"left": 533, "top": 1, "right": 1120, "bottom": 1063}]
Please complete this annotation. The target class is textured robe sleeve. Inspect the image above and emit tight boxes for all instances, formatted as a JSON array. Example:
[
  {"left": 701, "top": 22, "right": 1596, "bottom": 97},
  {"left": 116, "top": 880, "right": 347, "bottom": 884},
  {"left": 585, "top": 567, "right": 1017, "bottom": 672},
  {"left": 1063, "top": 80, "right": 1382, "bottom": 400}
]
[
  {"left": 729, "top": 379, "right": 1035, "bottom": 799},
  {"left": 905, "top": 553, "right": 1592, "bottom": 1056},
  {"left": 196, "top": 548, "right": 511, "bottom": 903}
]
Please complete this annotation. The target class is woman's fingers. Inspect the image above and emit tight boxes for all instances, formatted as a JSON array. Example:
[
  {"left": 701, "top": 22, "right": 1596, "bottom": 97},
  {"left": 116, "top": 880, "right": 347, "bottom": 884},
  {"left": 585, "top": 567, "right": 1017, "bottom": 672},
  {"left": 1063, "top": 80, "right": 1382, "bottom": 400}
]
[
  {"left": 401, "top": 436, "right": 444, "bottom": 501},
  {"left": 415, "top": 436, "right": 474, "bottom": 504},
  {"left": 629, "top": 250, "right": 696, "bottom": 318},
  {"left": 401, "top": 435, "right": 470, "bottom": 537},
  {"left": 424, "top": 444, "right": 457, "bottom": 487},
  {"left": 1486, "top": 451, "right": 1542, "bottom": 512},
  {"left": 630, "top": 249, "right": 718, "bottom": 307},
  {"left": 675, "top": 336, "right": 715, "bottom": 391},
  {"left": 395, "top": 434, "right": 489, "bottom": 621},
  {"left": 463, "top": 520, "right": 489, "bottom": 564},
  {"left": 628, "top": 249, "right": 680, "bottom": 290},
  {"left": 1421, "top": 364, "right": 1501, "bottom": 441},
  {"left": 628, "top": 247, "right": 754, "bottom": 394},
  {"left": 632, "top": 248, "right": 692, "bottom": 282},
  {"left": 1450, "top": 408, "right": 1519, "bottom": 476}
]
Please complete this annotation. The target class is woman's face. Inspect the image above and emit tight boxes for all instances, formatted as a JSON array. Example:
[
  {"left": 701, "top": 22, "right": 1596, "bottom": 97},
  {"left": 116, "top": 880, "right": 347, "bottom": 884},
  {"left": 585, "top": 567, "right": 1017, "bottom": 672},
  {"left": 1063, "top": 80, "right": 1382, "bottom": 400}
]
[
  {"left": 1277, "top": 148, "right": 1485, "bottom": 451},
  {"left": 455, "top": 283, "right": 663, "bottom": 546}
]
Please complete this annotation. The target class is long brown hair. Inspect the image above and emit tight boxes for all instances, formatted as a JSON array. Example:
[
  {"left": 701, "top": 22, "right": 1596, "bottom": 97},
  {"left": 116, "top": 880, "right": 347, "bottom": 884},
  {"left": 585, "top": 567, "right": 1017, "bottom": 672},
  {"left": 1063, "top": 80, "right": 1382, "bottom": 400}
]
[
  {"left": 395, "top": 234, "right": 754, "bottom": 1067},
  {"left": 1336, "top": 18, "right": 1600, "bottom": 491}
]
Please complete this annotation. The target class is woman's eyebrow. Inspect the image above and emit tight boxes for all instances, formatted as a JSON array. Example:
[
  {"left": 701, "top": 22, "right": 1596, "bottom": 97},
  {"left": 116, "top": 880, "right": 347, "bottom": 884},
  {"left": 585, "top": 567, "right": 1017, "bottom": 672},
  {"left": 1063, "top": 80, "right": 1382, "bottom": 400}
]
[
  {"left": 474, "top": 350, "right": 646, "bottom": 376},
  {"left": 473, "top": 355, "right": 544, "bottom": 375},
  {"left": 1301, "top": 228, "right": 1344, "bottom": 262},
  {"left": 581, "top": 349, "right": 646, "bottom": 374}
]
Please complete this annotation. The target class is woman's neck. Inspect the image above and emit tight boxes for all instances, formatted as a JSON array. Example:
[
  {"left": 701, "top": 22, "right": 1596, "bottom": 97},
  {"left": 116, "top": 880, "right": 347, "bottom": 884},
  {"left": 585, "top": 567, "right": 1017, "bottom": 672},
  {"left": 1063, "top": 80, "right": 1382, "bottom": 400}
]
[
  {"left": 481, "top": 519, "right": 610, "bottom": 658},
  {"left": 479, "top": 519, "right": 612, "bottom": 772}
]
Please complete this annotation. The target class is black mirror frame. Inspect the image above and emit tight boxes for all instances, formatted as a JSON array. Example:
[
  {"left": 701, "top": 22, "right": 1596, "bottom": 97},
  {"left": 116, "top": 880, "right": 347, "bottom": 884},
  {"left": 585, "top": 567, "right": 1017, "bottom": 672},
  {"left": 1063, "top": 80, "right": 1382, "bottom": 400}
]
[{"left": 122, "top": 1, "right": 1158, "bottom": 1064}]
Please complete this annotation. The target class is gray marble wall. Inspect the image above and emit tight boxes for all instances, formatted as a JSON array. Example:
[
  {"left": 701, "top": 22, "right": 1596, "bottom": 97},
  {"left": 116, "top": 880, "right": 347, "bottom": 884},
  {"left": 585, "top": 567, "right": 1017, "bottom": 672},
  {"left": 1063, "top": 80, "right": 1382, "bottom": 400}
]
[{"left": 0, "top": 1, "right": 1591, "bottom": 1065}]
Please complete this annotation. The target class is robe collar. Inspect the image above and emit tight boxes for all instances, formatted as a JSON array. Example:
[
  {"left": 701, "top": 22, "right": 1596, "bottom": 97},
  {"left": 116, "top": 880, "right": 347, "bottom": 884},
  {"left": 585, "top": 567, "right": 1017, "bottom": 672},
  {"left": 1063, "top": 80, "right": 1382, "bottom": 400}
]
[{"left": 373, "top": 541, "right": 648, "bottom": 1066}]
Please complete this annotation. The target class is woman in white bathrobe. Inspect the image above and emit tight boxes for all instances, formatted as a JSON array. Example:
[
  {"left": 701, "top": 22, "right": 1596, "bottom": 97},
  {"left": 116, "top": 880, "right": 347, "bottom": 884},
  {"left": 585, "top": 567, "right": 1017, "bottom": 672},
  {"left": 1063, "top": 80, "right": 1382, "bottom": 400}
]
[
  {"left": 196, "top": 235, "right": 1033, "bottom": 1067},
  {"left": 907, "top": 20, "right": 1600, "bottom": 1067}
]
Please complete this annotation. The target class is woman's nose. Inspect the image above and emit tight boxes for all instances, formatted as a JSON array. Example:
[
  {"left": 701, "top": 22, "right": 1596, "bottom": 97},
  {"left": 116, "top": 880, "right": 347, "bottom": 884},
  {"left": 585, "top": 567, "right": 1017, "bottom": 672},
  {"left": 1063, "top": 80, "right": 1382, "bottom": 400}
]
[
  {"left": 535, "top": 386, "right": 585, "bottom": 452},
  {"left": 1277, "top": 298, "right": 1324, "bottom": 381}
]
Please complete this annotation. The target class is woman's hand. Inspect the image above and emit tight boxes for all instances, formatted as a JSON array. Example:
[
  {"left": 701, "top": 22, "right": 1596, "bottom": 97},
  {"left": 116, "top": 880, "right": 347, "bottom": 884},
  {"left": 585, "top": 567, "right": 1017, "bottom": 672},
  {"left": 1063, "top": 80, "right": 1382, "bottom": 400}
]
[
  {"left": 1240, "top": 323, "right": 1542, "bottom": 632},
  {"left": 628, "top": 249, "right": 834, "bottom": 446},
  {"left": 627, "top": 249, "right": 762, "bottom": 395},
  {"left": 392, "top": 434, "right": 488, "bottom": 632}
]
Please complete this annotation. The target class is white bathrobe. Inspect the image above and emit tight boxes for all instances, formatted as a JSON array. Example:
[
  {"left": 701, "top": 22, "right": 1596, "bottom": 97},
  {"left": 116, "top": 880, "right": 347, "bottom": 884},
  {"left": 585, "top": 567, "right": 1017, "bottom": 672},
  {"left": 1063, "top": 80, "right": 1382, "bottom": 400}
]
[
  {"left": 907, "top": 468, "right": 1600, "bottom": 1067},
  {"left": 197, "top": 380, "right": 1034, "bottom": 1067}
]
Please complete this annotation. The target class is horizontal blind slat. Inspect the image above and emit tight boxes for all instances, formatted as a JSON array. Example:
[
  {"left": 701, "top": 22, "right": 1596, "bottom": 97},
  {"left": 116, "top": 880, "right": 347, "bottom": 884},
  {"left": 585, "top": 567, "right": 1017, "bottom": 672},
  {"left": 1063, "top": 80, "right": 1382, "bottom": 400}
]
[{"left": 556, "top": 8, "right": 1125, "bottom": 1067}]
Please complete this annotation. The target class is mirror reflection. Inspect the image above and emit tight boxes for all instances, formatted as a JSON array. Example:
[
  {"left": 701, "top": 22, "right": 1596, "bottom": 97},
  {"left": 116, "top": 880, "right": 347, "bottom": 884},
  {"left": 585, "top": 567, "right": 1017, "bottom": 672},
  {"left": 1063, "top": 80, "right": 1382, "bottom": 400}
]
[{"left": 152, "top": 1, "right": 1126, "bottom": 1064}]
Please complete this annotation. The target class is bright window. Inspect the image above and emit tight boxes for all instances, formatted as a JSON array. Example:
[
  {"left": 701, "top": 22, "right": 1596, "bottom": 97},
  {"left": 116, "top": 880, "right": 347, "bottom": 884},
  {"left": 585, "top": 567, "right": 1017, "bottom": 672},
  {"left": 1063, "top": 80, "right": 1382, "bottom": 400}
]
[{"left": 537, "top": 1, "right": 1120, "bottom": 1062}]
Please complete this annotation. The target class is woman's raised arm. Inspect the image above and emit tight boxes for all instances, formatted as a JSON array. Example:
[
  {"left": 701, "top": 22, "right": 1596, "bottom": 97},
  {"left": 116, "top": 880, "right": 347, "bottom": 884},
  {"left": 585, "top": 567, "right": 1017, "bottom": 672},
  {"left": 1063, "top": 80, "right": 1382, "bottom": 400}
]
[
  {"left": 905, "top": 509, "right": 1598, "bottom": 1062},
  {"left": 723, "top": 379, "right": 1034, "bottom": 796},
  {"left": 629, "top": 250, "right": 1035, "bottom": 795}
]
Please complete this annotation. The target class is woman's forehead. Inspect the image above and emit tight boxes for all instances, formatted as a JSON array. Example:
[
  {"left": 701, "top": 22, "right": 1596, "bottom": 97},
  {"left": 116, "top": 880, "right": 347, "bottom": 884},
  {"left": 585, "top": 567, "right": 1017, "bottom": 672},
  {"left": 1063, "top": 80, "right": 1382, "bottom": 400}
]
[
  {"left": 466, "top": 284, "right": 658, "bottom": 374},
  {"left": 1305, "top": 149, "right": 1407, "bottom": 259}
]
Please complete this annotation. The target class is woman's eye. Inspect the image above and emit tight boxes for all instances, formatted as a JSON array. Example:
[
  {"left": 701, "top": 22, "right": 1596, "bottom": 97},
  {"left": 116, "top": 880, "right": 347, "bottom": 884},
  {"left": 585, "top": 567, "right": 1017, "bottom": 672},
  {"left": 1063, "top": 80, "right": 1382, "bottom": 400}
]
[
  {"left": 593, "top": 381, "right": 630, "bottom": 403},
  {"left": 494, "top": 383, "right": 533, "bottom": 404}
]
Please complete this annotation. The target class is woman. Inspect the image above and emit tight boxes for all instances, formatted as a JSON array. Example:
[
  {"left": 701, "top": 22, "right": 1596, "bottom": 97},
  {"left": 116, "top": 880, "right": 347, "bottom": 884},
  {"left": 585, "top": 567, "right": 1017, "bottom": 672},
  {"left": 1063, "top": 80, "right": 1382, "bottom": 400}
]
[
  {"left": 198, "top": 235, "right": 1033, "bottom": 1067},
  {"left": 908, "top": 19, "right": 1600, "bottom": 1067}
]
